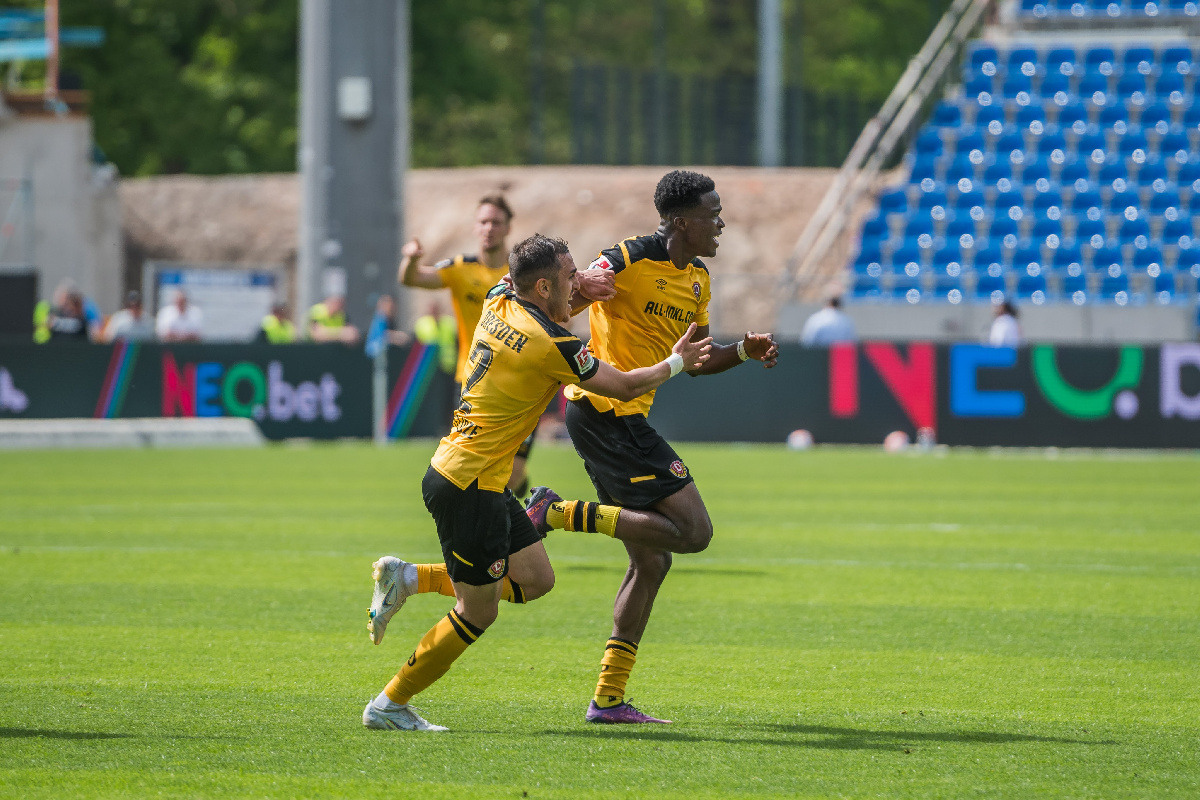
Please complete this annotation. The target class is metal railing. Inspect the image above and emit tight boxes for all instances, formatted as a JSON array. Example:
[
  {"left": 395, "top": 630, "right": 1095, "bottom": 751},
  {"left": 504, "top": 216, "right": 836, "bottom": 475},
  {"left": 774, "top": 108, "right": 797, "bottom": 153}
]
[{"left": 776, "top": 0, "right": 996, "bottom": 305}]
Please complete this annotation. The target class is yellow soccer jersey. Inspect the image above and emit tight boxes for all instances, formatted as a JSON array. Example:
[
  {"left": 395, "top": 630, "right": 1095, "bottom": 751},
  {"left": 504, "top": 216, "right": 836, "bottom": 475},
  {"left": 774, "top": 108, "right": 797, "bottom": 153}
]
[
  {"left": 565, "top": 232, "right": 711, "bottom": 417},
  {"left": 435, "top": 254, "right": 511, "bottom": 382},
  {"left": 431, "top": 287, "right": 600, "bottom": 492}
]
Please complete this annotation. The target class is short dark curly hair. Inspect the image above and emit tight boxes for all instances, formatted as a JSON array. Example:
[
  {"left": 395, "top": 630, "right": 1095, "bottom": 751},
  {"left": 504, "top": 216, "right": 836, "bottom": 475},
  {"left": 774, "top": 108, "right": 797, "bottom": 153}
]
[
  {"left": 653, "top": 170, "right": 716, "bottom": 218},
  {"left": 509, "top": 234, "right": 570, "bottom": 292}
]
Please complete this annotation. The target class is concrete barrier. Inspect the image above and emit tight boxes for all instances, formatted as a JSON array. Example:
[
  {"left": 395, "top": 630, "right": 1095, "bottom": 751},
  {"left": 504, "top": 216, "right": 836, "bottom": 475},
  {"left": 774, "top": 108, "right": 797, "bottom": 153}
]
[{"left": 0, "top": 418, "right": 265, "bottom": 450}]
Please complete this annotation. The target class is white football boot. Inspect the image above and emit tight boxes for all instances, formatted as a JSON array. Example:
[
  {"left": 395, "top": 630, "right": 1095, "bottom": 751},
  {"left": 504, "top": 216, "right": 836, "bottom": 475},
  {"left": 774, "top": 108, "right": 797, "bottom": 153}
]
[
  {"left": 366, "top": 556, "right": 415, "bottom": 645},
  {"left": 362, "top": 698, "right": 448, "bottom": 732}
]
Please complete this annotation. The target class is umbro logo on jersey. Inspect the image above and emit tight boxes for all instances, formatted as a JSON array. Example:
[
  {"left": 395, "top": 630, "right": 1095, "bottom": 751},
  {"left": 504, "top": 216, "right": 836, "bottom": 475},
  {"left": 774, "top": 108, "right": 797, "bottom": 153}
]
[{"left": 655, "top": 278, "right": 667, "bottom": 291}]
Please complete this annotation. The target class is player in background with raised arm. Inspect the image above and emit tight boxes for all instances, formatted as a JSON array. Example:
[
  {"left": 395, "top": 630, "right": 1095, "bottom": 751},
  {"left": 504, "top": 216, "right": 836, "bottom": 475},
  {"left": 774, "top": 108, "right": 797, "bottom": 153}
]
[
  {"left": 398, "top": 195, "right": 614, "bottom": 497},
  {"left": 362, "top": 234, "right": 710, "bottom": 732},
  {"left": 526, "top": 170, "right": 779, "bottom": 724}
]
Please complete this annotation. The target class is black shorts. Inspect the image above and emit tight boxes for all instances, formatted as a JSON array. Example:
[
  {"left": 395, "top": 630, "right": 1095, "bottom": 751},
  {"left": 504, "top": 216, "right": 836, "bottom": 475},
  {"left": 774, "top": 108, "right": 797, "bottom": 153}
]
[
  {"left": 564, "top": 396, "right": 694, "bottom": 510},
  {"left": 421, "top": 466, "right": 543, "bottom": 586}
]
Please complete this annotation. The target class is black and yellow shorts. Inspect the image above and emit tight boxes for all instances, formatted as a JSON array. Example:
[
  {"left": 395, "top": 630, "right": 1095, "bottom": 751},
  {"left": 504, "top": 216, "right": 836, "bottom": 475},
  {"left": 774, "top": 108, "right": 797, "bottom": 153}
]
[
  {"left": 421, "top": 466, "right": 542, "bottom": 586},
  {"left": 565, "top": 396, "right": 695, "bottom": 510}
]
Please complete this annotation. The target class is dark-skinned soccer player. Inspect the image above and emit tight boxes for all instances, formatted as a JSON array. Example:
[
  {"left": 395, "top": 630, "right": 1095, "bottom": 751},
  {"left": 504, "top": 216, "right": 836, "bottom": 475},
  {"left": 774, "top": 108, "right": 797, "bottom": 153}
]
[
  {"left": 362, "top": 233, "right": 710, "bottom": 731},
  {"left": 526, "top": 170, "right": 780, "bottom": 724}
]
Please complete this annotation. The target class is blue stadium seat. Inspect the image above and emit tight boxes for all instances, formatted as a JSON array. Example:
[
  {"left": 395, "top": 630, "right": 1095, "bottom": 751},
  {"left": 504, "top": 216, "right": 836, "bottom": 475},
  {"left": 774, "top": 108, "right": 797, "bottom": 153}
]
[
  {"left": 890, "top": 242, "right": 924, "bottom": 275},
  {"left": 1175, "top": 161, "right": 1200, "bottom": 187},
  {"left": 1071, "top": 190, "right": 1103, "bottom": 215},
  {"left": 1076, "top": 132, "right": 1108, "bottom": 160},
  {"left": 993, "top": 190, "right": 1025, "bottom": 214},
  {"left": 1118, "top": 73, "right": 1149, "bottom": 104},
  {"left": 1139, "top": 160, "right": 1170, "bottom": 188},
  {"left": 1045, "top": 48, "right": 1079, "bottom": 76},
  {"left": 932, "top": 102, "right": 963, "bottom": 127},
  {"left": 954, "top": 129, "right": 987, "bottom": 156},
  {"left": 1033, "top": 216, "right": 1065, "bottom": 241},
  {"left": 1134, "top": 245, "right": 1166, "bottom": 271},
  {"left": 1003, "top": 73, "right": 1035, "bottom": 98},
  {"left": 1098, "top": 104, "right": 1129, "bottom": 131},
  {"left": 916, "top": 128, "right": 944, "bottom": 156},
  {"left": 1155, "top": 72, "right": 1186, "bottom": 102},
  {"left": 904, "top": 214, "right": 935, "bottom": 239},
  {"left": 933, "top": 243, "right": 965, "bottom": 270},
  {"left": 1153, "top": 270, "right": 1177, "bottom": 301},
  {"left": 880, "top": 189, "right": 908, "bottom": 214},
  {"left": 1077, "top": 216, "right": 1108, "bottom": 243},
  {"left": 976, "top": 242, "right": 1007, "bottom": 270},
  {"left": 1124, "top": 47, "right": 1155, "bottom": 74},
  {"left": 1163, "top": 215, "right": 1195, "bottom": 243},
  {"left": 1037, "top": 130, "right": 1068, "bottom": 159},
  {"left": 989, "top": 216, "right": 1021, "bottom": 243},
  {"left": 1100, "top": 160, "right": 1130, "bottom": 185},
  {"left": 975, "top": 273, "right": 1007, "bottom": 301},
  {"left": 1017, "top": 270, "right": 1049, "bottom": 299},
  {"left": 946, "top": 216, "right": 977, "bottom": 240},
  {"left": 1107, "top": 187, "right": 1140, "bottom": 212},
  {"left": 1023, "top": 159, "right": 1053, "bottom": 186},
  {"left": 1162, "top": 46, "right": 1194, "bottom": 75},
  {"left": 1120, "top": 215, "right": 1152, "bottom": 243},
  {"left": 955, "top": 189, "right": 987, "bottom": 215},
  {"left": 1009, "top": 48, "right": 1040, "bottom": 76},
  {"left": 1150, "top": 190, "right": 1183, "bottom": 213},
  {"left": 945, "top": 154, "right": 977, "bottom": 184},
  {"left": 1014, "top": 243, "right": 1045, "bottom": 270},
  {"left": 1079, "top": 74, "right": 1111, "bottom": 104},
  {"left": 933, "top": 274, "right": 966, "bottom": 303},
  {"left": 1061, "top": 159, "right": 1093, "bottom": 188},
  {"left": 1033, "top": 189, "right": 1065, "bottom": 212},
  {"left": 1160, "top": 131, "right": 1190, "bottom": 161},
  {"left": 966, "top": 75, "right": 996, "bottom": 99},
  {"left": 1119, "top": 131, "right": 1150, "bottom": 160},
  {"left": 1017, "top": 103, "right": 1047, "bottom": 130},
  {"left": 1063, "top": 271, "right": 1088, "bottom": 301},
  {"left": 994, "top": 131, "right": 1027, "bottom": 159},
  {"left": 918, "top": 188, "right": 950, "bottom": 211},
  {"left": 891, "top": 277, "right": 923, "bottom": 302},
  {"left": 1057, "top": 103, "right": 1090, "bottom": 131},
  {"left": 1092, "top": 245, "right": 1124, "bottom": 272},
  {"left": 1041, "top": 73, "right": 1072, "bottom": 100},
  {"left": 984, "top": 161, "right": 1014, "bottom": 187},
  {"left": 853, "top": 275, "right": 883, "bottom": 298},
  {"left": 974, "top": 104, "right": 1007, "bottom": 129},
  {"left": 1183, "top": 104, "right": 1200, "bottom": 132},
  {"left": 1100, "top": 273, "right": 1130, "bottom": 300},
  {"left": 970, "top": 46, "right": 1001, "bottom": 73},
  {"left": 862, "top": 214, "right": 889, "bottom": 239},
  {"left": 911, "top": 154, "right": 940, "bottom": 184},
  {"left": 1053, "top": 241, "right": 1085, "bottom": 272},
  {"left": 1085, "top": 47, "right": 1117, "bottom": 72},
  {"left": 1141, "top": 103, "right": 1173, "bottom": 129}
]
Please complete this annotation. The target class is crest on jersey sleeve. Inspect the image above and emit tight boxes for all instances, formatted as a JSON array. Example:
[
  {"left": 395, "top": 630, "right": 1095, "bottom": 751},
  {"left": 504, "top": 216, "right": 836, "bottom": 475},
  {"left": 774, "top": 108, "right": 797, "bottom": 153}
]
[
  {"left": 692, "top": 282, "right": 702, "bottom": 300},
  {"left": 589, "top": 255, "right": 616, "bottom": 271},
  {"left": 574, "top": 343, "right": 596, "bottom": 373}
]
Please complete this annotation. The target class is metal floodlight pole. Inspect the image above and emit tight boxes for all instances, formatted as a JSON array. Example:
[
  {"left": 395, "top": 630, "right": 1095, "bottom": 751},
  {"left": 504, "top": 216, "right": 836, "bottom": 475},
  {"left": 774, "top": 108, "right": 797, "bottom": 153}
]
[
  {"left": 44, "top": 0, "right": 59, "bottom": 102},
  {"left": 758, "top": 0, "right": 783, "bottom": 168},
  {"left": 297, "top": 0, "right": 331, "bottom": 327}
]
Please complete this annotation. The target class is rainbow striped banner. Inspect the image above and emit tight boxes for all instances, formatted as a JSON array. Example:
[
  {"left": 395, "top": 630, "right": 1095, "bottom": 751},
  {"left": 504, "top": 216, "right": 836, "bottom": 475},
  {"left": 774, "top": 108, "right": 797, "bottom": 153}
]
[
  {"left": 93, "top": 341, "right": 140, "bottom": 419},
  {"left": 386, "top": 344, "right": 440, "bottom": 439}
]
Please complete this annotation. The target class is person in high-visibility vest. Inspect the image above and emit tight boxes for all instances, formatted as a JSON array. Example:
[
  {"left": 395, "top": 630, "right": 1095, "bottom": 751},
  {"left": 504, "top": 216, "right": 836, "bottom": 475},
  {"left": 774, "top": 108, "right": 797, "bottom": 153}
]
[
  {"left": 307, "top": 294, "right": 360, "bottom": 343},
  {"left": 259, "top": 303, "right": 297, "bottom": 344},
  {"left": 413, "top": 303, "right": 458, "bottom": 374}
]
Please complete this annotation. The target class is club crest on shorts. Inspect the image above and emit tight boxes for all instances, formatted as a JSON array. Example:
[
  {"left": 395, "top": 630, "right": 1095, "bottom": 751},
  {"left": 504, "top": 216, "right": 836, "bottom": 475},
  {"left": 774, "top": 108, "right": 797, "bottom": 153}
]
[
  {"left": 692, "top": 282, "right": 701, "bottom": 300},
  {"left": 669, "top": 460, "right": 688, "bottom": 478},
  {"left": 488, "top": 558, "right": 506, "bottom": 579}
]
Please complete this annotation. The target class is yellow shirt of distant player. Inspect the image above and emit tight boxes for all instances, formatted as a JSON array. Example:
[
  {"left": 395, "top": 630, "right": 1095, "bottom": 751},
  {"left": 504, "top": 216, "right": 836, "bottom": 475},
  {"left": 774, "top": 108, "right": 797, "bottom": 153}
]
[
  {"left": 435, "top": 254, "right": 510, "bottom": 383},
  {"left": 565, "top": 233, "right": 711, "bottom": 417},
  {"left": 431, "top": 288, "right": 599, "bottom": 493}
]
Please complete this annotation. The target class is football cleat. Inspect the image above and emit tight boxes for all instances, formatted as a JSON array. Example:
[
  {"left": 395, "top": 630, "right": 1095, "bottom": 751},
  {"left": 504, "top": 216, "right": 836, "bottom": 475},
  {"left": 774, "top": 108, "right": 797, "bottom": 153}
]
[
  {"left": 524, "top": 486, "right": 562, "bottom": 536},
  {"left": 362, "top": 699, "right": 448, "bottom": 732},
  {"left": 585, "top": 699, "right": 671, "bottom": 724},
  {"left": 366, "top": 556, "right": 414, "bottom": 645}
]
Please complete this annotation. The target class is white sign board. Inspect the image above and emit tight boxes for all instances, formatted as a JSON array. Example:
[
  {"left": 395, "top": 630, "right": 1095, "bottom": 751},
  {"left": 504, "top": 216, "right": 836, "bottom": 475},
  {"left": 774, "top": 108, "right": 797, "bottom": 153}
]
[{"left": 144, "top": 263, "right": 282, "bottom": 342}]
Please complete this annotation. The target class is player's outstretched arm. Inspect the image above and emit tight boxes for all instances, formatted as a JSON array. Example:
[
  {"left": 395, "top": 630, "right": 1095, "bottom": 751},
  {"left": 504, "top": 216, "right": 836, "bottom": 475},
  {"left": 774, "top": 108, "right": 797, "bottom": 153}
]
[
  {"left": 569, "top": 266, "right": 616, "bottom": 315},
  {"left": 580, "top": 323, "right": 711, "bottom": 402},
  {"left": 397, "top": 238, "right": 446, "bottom": 290},
  {"left": 685, "top": 325, "right": 779, "bottom": 376}
]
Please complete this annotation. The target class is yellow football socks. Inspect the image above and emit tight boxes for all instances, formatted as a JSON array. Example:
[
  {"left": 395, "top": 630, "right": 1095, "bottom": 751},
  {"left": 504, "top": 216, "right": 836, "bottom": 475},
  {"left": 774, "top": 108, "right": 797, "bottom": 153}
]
[
  {"left": 384, "top": 609, "right": 483, "bottom": 705},
  {"left": 547, "top": 501, "right": 621, "bottom": 537},
  {"left": 414, "top": 563, "right": 525, "bottom": 604},
  {"left": 593, "top": 637, "right": 638, "bottom": 708},
  {"left": 415, "top": 563, "right": 456, "bottom": 597}
]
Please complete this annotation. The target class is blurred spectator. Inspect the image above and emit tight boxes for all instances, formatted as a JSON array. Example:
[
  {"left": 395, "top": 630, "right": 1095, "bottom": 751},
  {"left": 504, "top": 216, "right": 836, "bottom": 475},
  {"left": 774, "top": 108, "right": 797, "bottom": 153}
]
[
  {"left": 307, "top": 294, "right": 360, "bottom": 344},
  {"left": 82, "top": 296, "right": 104, "bottom": 341},
  {"left": 364, "top": 294, "right": 412, "bottom": 358},
  {"left": 156, "top": 289, "right": 204, "bottom": 342},
  {"left": 800, "top": 292, "right": 857, "bottom": 346},
  {"left": 989, "top": 301, "right": 1021, "bottom": 347},
  {"left": 104, "top": 291, "right": 154, "bottom": 342},
  {"left": 414, "top": 303, "right": 458, "bottom": 373},
  {"left": 258, "top": 302, "right": 297, "bottom": 344},
  {"left": 41, "top": 282, "right": 91, "bottom": 342}
]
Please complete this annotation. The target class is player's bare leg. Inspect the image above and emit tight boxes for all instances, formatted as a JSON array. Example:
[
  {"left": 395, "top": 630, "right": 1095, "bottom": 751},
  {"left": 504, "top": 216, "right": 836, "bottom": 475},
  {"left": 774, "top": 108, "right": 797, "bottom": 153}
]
[
  {"left": 504, "top": 540, "right": 555, "bottom": 602},
  {"left": 507, "top": 454, "right": 530, "bottom": 497},
  {"left": 536, "top": 482, "right": 712, "bottom": 554}
]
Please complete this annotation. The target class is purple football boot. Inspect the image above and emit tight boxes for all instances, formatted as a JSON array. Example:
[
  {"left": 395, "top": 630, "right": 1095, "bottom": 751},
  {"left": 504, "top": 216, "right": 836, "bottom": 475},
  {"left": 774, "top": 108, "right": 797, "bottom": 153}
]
[
  {"left": 585, "top": 700, "right": 671, "bottom": 724},
  {"left": 524, "top": 486, "right": 562, "bottom": 536}
]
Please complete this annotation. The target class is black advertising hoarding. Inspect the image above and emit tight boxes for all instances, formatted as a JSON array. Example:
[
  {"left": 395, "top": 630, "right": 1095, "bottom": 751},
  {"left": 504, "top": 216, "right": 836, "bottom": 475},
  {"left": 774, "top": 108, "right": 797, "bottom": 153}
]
[
  {"left": 2, "top": 342, "right": 1198, "bottom": 447},
  {"left": 0, "top": 343, "right": 455, "bottom": 440},
  {"left": 649, "top": 342, "right": 1200, "bottom": 448}
]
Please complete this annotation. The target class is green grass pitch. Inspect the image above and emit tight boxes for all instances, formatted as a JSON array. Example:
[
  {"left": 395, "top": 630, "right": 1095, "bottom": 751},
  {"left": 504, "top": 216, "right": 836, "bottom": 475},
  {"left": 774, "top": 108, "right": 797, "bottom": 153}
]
[{"left": 1, "top": 442, "right": 1198, "bottom": 798}]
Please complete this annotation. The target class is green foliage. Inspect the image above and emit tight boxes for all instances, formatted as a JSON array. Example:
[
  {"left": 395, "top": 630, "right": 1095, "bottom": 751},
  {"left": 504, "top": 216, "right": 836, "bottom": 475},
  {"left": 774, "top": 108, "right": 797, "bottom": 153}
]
[
  {"left": 2, "top": 444, "right": 1199, "bottom": 797},
  {"left": 47, "top": 0, "right": 945, "bottom": 174}
]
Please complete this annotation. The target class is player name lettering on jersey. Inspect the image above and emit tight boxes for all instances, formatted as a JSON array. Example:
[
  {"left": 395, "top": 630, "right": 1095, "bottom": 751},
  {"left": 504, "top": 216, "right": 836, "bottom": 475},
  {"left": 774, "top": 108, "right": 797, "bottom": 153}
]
[
  {"left": 479, "top": 310, "right": 531, "bottom": 353},
  {"left": 642, "top": 301, "right": 696, "bottom": 324}
]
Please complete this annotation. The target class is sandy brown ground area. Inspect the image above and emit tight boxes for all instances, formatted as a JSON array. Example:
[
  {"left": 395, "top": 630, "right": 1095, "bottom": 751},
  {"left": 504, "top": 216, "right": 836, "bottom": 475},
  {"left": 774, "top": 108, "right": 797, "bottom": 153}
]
[{"left": 120, "top": 165, "right": 837, "bottom": 336}]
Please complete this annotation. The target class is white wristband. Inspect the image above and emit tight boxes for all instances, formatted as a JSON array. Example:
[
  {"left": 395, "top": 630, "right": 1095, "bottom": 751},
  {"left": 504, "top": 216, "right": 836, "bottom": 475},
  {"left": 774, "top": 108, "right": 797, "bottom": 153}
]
[
  {"left": 736, "top": 340, "right": 750, "bottom": 361},
  {"left": 665, "top": 352, "right": 685, "bottom": 377}
]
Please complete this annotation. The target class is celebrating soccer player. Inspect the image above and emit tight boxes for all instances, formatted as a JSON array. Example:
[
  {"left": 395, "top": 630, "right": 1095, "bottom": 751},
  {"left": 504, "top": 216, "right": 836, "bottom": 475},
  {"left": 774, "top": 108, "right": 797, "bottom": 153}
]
[
  {"left": 363, "top": 234, "right": 711, "bottom": 732},
  {"left": 398, "top": 195, "right": 611, "bottom": 496},
  {"left": 527, "top": 170, "right": 779, "bottom": 724}
]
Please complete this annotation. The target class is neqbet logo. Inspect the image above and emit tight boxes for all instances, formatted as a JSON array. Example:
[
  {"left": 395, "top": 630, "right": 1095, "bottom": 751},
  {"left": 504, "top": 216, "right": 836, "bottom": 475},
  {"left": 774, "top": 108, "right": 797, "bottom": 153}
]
[{"left": 161, "top": 353, "right": 341, "bottom": 423}]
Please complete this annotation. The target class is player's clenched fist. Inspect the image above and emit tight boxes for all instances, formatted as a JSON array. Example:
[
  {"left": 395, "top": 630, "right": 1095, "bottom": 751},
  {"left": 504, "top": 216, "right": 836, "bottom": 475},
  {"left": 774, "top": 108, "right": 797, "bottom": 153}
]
[
  {"left": 576, "top": 267, "right": 616, "bottom": 302},
  {"left": 673, "top": 322, "right": 713, "bottom": 371},
  {"left": 400, "top": 238, "right": 424, "bottom": 260},
  {"left": 742, "top": 331, "right": 779, "bottom": 368}
]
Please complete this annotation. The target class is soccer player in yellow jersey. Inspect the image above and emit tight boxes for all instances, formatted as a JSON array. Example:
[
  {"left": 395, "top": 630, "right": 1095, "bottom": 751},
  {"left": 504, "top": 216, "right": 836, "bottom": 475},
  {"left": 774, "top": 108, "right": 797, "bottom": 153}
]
[
  {"left": 362, "top": 234, "right": 711, "bottom": 732},
  {"left": 529, "top": 170, "right": 780, "bottom": 724}
]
